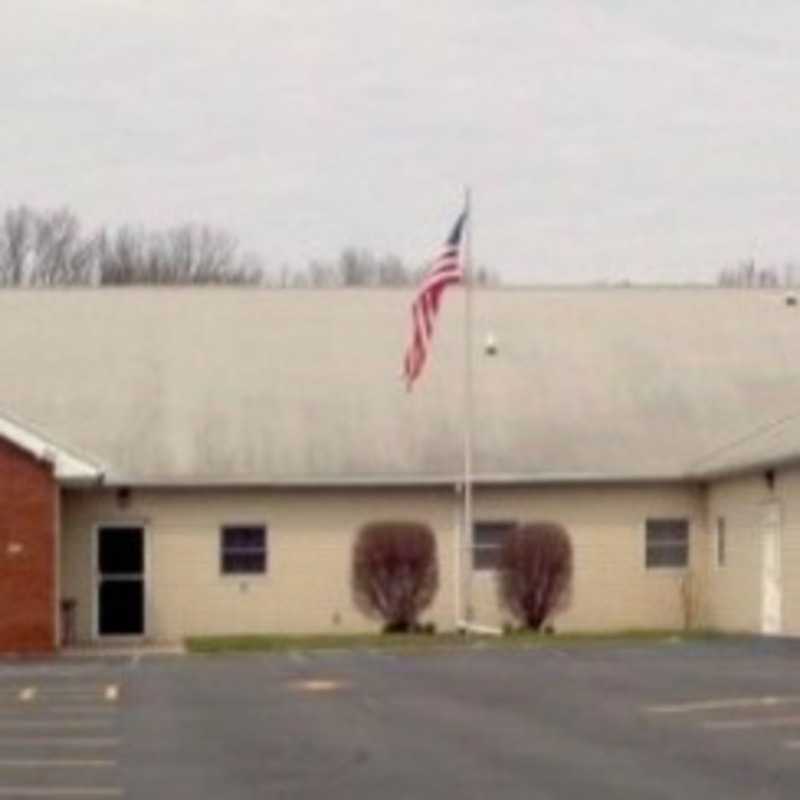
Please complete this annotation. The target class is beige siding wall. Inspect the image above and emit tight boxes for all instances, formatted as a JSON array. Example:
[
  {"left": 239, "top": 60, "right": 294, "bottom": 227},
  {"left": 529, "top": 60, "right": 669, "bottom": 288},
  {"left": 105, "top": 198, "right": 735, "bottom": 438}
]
[
  {"left": 61, "top": 487, "right": 457, "bottom": 643},
  {"left": 780, "top": 469, "right": 800, "bottom": 635},
  {"left": 61, "top": 482, "right": 707, "bottom": 642},
  {"left": 703, "top": 474, "right": 766, "bottom": 633},
  {"left": 704, "top": 466, "right": 800, "bottom": 636},
  {"left": 468, "top": 484, "right": 707, "bottom": 632}
]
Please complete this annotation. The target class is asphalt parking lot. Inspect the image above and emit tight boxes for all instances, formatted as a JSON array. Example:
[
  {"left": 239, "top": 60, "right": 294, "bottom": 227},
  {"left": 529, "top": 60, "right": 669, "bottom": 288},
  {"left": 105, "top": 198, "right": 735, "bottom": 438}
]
[{"left": 1, "top": 637, "right": 800, "bottom": 798}]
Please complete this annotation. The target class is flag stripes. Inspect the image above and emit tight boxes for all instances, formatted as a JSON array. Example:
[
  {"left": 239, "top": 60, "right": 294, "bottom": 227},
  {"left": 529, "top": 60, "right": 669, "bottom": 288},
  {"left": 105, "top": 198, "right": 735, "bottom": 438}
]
[{"left": 403, "top": 210, "right": 467, "bottom": 389}]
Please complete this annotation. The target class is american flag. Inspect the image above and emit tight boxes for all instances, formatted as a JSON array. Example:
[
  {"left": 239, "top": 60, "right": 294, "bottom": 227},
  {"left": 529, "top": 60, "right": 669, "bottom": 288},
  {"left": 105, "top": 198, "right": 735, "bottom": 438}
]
[{"left": 403, "top": 210, "right": 467, "bottom": 389}]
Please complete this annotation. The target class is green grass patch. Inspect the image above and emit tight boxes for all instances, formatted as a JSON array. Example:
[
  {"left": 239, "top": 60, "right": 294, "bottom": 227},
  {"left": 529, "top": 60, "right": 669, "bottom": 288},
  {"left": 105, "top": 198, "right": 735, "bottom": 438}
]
[{"left": 185, "top": 628, "right": 729, "bottom": 655}]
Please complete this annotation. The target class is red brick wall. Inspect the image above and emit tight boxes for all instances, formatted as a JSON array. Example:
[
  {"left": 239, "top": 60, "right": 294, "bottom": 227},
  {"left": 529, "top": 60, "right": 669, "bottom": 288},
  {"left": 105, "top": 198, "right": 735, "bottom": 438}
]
[{"left": 0, "top": 436, "right": 56, "bottom": 653}]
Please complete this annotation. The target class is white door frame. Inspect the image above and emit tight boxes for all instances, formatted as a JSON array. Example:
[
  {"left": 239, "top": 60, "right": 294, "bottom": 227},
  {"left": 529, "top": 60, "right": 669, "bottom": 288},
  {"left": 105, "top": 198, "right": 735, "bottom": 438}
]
[
  {"left": 760, "top": 501, "right": 782, "bottom": 636},
  {"left": 92, "top": 522, "right": 149, "bottom": 641}
]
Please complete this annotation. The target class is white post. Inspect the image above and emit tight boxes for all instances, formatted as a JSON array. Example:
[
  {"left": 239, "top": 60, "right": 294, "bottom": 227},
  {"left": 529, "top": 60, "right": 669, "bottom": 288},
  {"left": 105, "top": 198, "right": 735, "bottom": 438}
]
[{"left": 459, "top": 187, "right": 474, "bottom": 628}]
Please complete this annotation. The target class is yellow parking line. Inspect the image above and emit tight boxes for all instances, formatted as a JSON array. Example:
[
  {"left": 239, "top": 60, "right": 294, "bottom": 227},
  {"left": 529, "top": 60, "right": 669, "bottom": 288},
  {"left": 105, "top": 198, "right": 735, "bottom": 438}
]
[
  {"left": 703, "top": 716, "right": 800, "bottom": 731},
  {"left": 645, "top": 696, "right": 800, "bottom": 714}
]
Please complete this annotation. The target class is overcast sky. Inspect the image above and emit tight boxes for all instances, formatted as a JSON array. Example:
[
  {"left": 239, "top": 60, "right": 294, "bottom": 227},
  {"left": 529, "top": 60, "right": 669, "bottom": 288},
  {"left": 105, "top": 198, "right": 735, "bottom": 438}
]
[{"left": 2, "top": 1, "right": 799, "bottom": 284}]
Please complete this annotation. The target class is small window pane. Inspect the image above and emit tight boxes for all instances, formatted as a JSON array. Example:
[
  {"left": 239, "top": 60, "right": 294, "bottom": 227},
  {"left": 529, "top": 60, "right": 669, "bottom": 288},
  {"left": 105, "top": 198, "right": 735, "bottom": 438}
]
[
  {"left": 646, "top": 519, "right": 688, "bottom": 569},
  {"left": 221, "top": 526, "right": 267, "bottom": 575},
  {"left": 472, "top": 522, "right": 515, "bottom": 571},
  {"left": 473, "top": 547, "right": 502, "bottom": 571},
  {"left": 224, "top": 527, "right": 263, "bottom": 549},
  {"left": 646, "top": 544, "right": 688, "bottom": 568},
  {"left": 474, "top": 525, "right": 509, "bottom": 548},
  {"left": 99, "top": 528, "right": 144, "bottom": 575},
  {"left": 222, "top": 552, "right": 266, "bottom": 574},
  {"left": 647, "top": 529, "right": 686, "bottom": 544}
]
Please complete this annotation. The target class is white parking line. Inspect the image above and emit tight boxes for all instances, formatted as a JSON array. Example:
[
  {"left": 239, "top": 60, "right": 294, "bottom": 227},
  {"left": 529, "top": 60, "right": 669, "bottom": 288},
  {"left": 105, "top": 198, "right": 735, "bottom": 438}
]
[
  {"left": 18, "top": 689, "right": 36, "bottom": 703},
  {"left": 0, "top": 665, "right": 101, "bottom": 679},
  {"left": 0, "top": 789, "right": 122, "bottom": 797},
  {"left": 2, "top": 692, "right": 109, "bottom": 703},
  {"left": 0, "top": 707, "right": 117, "bottom": 715},
  {"left": 0, "top": 760, "right": 116, "bottom": 768},
  {"left": 0, "top": 722, "right": 113, "bottom": 729},
  {"left": 367, "top": 650, "right": 395, "bottom": 660},
  {"left": 645, "top": 696, "right": 800, "bottom": 714},
  {"left": 0, "top": 739, "right": 119, "bottom": 747},
  {"left": 104, "top": 686, "right": 118, "bottom": 703},
  {"left": 703, "top": 716, "right": 800, "bottom": 731},
  {"left": 784, "top": 740, "right": 800, "bottom": 749},
  {"left": 16, "top": 688, "right": 107, "bottom": 695},
  {"left": 287, "top": 651, "right": 308, "bottom": 664}
]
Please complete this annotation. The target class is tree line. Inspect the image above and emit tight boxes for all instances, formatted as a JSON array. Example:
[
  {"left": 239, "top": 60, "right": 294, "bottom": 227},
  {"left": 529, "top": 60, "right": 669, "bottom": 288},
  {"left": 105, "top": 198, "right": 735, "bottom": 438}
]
[
  {"left": 717, "top": 257, "right": 800, "bottom": 288},
  {"left": 0, "top": 205, "right": 499, "bottom": 288}
]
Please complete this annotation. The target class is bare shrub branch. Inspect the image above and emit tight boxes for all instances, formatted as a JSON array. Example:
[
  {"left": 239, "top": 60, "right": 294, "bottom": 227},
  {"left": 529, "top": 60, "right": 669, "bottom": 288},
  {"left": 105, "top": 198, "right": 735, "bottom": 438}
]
[
  {"left": 498, "top": 522, "right": 573, "bottom": 631},
  {"left": 351, "top": 521, "right": 439, "bottom": 632}
]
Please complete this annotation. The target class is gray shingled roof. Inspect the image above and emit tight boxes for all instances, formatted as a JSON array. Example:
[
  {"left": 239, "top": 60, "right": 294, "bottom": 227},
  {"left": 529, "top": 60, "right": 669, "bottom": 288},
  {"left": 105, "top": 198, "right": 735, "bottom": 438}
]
[{"left": 1, "top": 287, "right": 799, "bottom": 485}]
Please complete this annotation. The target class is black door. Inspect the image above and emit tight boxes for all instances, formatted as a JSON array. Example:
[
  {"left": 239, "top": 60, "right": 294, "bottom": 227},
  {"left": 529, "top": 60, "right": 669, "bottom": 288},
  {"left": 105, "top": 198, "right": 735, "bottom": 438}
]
[{"left": 98, "top": 526, "right": 144, "bottom": 636}]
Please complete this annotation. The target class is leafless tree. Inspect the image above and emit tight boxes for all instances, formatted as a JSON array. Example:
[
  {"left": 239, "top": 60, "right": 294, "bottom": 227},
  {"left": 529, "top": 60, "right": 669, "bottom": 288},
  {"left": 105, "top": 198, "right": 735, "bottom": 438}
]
[
  {"left": 0, "top": 206, "right": 34, "bottom": 285},
  {"left": 338, "top": 247, "right": 376, "bottom": 286},
  {"left": 717, "top": 258, "right": 785, "bottom": 288},
  {"left": 292, "top": 247, "right": 500, "bottom": 288},
  {"left": 0, "top": 204, "right": 500, "bottom": 289},
  {"left": 307, "top": 259, "right": 338, "bottom": 287},
  {"left": 0, "top": 206, "right": 95, "bottom": 286},
  {"left": 378, "top": 254, "right": 410, "bottom": 286},
  {"left": 97, "top": 223, "right": 261, "bottom": 286}
]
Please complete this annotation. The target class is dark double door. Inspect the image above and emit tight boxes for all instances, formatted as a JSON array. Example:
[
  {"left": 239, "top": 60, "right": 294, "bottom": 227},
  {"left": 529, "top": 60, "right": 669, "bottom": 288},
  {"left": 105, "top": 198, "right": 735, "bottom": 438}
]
[{"left": 97, "top": 526, "right": 145, "bottom": 636}]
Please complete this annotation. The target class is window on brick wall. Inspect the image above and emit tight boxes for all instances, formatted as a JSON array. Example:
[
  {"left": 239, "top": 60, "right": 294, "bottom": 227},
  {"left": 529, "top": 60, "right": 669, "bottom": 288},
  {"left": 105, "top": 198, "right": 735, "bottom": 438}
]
[
  {"left": 473, "top": 521, "right": 516, "bottom": 571},
  {"left": 221, "top": 525, "right": 268, "bottom": 574},
  {"left": 645, "top": 518, "right": 689, "bottom": 568}
]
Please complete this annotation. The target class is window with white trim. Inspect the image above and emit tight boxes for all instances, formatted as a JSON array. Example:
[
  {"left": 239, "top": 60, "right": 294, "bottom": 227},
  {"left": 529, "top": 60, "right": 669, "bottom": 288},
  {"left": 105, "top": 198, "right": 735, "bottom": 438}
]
[
  {"left": 645, "top": 518, "right": 689, "bottom": 569},
  {"left": 221, "top": 525, "right": 267, "bottom": 574},
  {"left": 473, "top": 521, "right": 515, "bottom": 571}
]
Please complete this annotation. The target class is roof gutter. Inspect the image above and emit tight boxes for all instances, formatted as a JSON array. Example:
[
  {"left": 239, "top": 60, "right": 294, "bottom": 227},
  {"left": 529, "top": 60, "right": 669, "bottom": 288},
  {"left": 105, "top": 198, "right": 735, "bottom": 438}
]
[{"left": 98, "top": 470, "right": 688, "bottom": 490}]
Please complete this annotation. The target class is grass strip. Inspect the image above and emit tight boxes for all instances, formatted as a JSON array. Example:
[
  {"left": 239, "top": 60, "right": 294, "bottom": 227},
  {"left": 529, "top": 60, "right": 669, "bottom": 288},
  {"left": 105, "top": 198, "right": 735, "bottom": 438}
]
[{"left": 185, "top": 628, "right": 732, "bottom": 654}]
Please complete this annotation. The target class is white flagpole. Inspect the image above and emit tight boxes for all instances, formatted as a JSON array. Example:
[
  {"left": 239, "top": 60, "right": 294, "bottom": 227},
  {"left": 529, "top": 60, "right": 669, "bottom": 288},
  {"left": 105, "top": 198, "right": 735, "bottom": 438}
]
[{"left": 459, "top": 186, "right": 474, "bottom": 628}]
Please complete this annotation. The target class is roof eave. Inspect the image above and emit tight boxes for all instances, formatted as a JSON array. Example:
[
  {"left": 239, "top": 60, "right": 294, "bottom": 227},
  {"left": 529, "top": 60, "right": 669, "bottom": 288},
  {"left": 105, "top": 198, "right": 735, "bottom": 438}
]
[
  {"left": 689, "top": 452, "right": 800, "bottom": 483},
  {"left": 97, "top": 470, "right": 687, "bottom": 490},
  {"left": 0, "top": 415, "right": 104, "bottom": 485}
]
